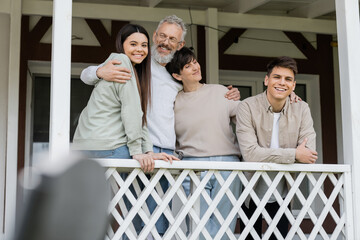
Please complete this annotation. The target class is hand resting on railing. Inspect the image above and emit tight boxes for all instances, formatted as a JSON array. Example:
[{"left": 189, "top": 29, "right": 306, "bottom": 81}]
[
  {"left": 295, "top": 138, "right": 318, "bottom": 164},
  {"left": 132, "top": 152, "right": 179, "bottom": 173}
]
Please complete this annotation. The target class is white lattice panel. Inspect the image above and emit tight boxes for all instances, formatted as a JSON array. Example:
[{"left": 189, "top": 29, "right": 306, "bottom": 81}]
[{"left": 95, "top": 159, "right": 353, "bottom": 240}]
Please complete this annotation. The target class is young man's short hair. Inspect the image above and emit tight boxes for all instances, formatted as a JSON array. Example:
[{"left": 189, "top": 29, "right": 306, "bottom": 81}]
[{"left": 266, "top": 56, "right": 298, "bottom": 77}]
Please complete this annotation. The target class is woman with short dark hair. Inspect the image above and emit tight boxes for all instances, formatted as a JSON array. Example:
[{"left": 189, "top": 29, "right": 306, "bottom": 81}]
[{"left": 166, "top": 47, "right": 241, "bottom": 240}]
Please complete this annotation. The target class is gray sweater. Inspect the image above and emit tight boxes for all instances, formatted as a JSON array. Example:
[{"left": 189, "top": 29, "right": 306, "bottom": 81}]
[{"left": 72, "top": 53, "right": 153, "bottom": 156}]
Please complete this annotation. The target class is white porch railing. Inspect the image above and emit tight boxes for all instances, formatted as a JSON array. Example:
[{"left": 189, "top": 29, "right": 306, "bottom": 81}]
[{"left": 94, "top": 159, "right": 353, "bottom": 240}]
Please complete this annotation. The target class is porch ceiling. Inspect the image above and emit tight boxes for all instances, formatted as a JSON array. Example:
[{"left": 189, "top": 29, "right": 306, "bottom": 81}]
[{"left": 70, "top": 0, "right": 336, "bottom": 19}]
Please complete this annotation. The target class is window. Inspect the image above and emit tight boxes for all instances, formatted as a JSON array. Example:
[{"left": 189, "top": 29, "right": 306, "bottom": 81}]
[{"left": 31, "top": 75, "right": 93, "bottom": 165}]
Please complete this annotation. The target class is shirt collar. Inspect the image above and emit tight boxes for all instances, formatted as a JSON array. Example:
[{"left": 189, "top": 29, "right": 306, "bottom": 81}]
[{"left": 261, "top": 90, "right": 289, "bottom": 114}]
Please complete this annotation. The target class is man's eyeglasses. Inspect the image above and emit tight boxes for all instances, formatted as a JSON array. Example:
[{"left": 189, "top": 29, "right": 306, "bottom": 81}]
[{"left": 156, "top": 33, "right": 182, "bottom": 44}]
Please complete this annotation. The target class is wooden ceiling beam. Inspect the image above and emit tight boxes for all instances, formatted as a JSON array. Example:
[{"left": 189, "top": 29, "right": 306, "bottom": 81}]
[
  {"left": 217, "top": 12, "right": 336, "bottom": 34},
  {"left": 218, "top": 28, "right": 246, "bottom": 54},
  {"left": 110, "top": 21, "right": 130, "bottom": 44},
  {"left": 219, "top": 54, "right": 317, "bottom": 74},
  {"left": 22, "top": 1, "right": 337, "bottom": 34},
  {"left": 28, "top": 43, "right": 111, "bottom": 63},
  {"left": 29, "top": 17, "right": 52, "bottom": 44},
  {"left": 85, "top": 19, "right": 112, "bottom": 48},
  {"left": 283, "top": 31, "right": 317, "bottom": 60}
]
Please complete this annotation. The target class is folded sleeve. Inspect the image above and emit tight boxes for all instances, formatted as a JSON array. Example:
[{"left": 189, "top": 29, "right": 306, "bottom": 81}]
[{"left": 141, "top": 125, "right": 154, "bottom": 153}]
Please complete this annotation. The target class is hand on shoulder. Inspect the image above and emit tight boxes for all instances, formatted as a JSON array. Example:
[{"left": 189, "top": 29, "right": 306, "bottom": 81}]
[
  {"left": 225, "top": 85, "right": 241, "bottom": 101},
  {"left": 289, "top": 91, "right": 302, "bottom": 103}
]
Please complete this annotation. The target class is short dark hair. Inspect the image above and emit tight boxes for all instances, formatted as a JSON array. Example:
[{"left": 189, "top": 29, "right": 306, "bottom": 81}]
[
  {"left": 166, "top": 47, "right": 196, "bottom": 84},
  {"left": 266, "top": 56, "right": 298, "bottom": 77}
]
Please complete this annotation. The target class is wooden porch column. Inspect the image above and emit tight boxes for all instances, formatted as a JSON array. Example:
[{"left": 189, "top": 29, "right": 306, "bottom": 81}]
[
  {"left": 205, "top": 8, "right": 219, "bottom": 84},
  {"left": 335, "top": 0, "right": 360, "bottom": 237},
  {"left": 49, "top": 0, "right": 72, "bottom": 160},
  {"left": 3, "top": 0, "right": 22, "bottom": 238}
]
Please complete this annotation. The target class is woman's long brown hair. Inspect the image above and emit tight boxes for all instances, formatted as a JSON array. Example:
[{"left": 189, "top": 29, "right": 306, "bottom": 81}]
[{"left": 115, "top": 24, "right": 151, "bottom": 125}]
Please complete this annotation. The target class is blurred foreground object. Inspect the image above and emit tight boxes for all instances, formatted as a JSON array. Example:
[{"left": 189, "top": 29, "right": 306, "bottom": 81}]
[{"left": 15, "top": 154, "right": 110, "bottom": 240}]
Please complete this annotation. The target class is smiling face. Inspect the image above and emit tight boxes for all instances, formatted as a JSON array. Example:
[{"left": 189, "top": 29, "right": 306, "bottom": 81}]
[
  {"left": 265, "top": 66, "right": 296, "bottom": 104},
  {"left": 123, "top": 32, "right": 149, "bottom": 65},
  {"left": 152, "top": 22, "right": 185, "bottom": 64},
  {"left": 172, "top": 58, "right": 202, "bottom": 85}
]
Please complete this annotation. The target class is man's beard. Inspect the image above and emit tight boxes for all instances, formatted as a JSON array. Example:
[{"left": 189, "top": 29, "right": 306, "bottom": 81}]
[{"left": 151, "top": 43, "right": 176, "bottom": 65}]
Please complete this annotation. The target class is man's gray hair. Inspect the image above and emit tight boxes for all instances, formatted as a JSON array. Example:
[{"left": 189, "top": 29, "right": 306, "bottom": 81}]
[{"left": 156, "top": 15, "right": 187, "bottom": 41}]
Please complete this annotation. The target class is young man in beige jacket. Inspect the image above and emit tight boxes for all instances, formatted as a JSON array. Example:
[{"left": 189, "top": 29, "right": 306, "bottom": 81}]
[{"left": 236, "top": 56, "right": 318, "bottom": 239}]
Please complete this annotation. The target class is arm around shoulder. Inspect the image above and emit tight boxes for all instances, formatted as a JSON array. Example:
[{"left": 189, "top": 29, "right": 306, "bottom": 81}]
[
  {"left": 298, "top": 103, "right": 316, "bottom": 151},
  {"left": 80, "top": 65, "right": 101, "bottom": 86},
  {"left": 80, "top": 53, "right": 132, "bottom": 85},
  {"left": 80, "top": 53, "right": 118, "bottom": 85}
]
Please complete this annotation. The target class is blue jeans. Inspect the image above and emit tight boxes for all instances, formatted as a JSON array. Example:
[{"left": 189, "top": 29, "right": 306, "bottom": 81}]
[
  {"left": 182, "top": 155, "right": 241, "bottom": 240},
  {"left": 83, "top": 145, "right": 131, "bottom": 159},
  {"left": 143, "top": 146, "right": 173, "bottom": 234}
]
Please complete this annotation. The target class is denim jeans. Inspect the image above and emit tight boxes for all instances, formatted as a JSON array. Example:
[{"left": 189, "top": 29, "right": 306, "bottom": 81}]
[
  {"left": 241, "top": 199, "right": 290, "bottom": 240},
  {"left": 83, "top": 145, "right": 131, "bottom": 159},
  {"left": 142, "top": 146, "right": 174, "bottom": 234},
  {"left": 182, "top": 155, "right": 241, "bottom": 240}
]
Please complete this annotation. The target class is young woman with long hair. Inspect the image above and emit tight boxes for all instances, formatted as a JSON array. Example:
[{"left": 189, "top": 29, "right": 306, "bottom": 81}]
[{"left": 73, "top": 24, "right": 177, "bottom": 170}]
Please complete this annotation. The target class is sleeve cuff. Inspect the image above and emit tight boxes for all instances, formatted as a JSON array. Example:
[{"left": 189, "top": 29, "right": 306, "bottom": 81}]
[
  {"left": 280, "top": 149, "right": 296, "bottom": 164},
  {"left": 128, "top": 144, "right": 143, "bottom": 156},
  {"left": 80, "top": 65, "right": 101, "bottom": 85},
  {"left": 142, "top": 143, "right": 153, "bottom": 154},
  {"left": 92, "top": 65, "right": 101, "bottom": 80}
]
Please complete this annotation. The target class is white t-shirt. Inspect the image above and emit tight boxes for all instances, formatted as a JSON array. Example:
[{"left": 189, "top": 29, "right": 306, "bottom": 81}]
[
  {"left": 255, "top": 112, "right": 288, "bottom": 203},
  {"left": 270, "top": 113, "right": 281, "bottom": 148},
  {"left": 147, "top": 59, "right": 183, "bottom": 149}
]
